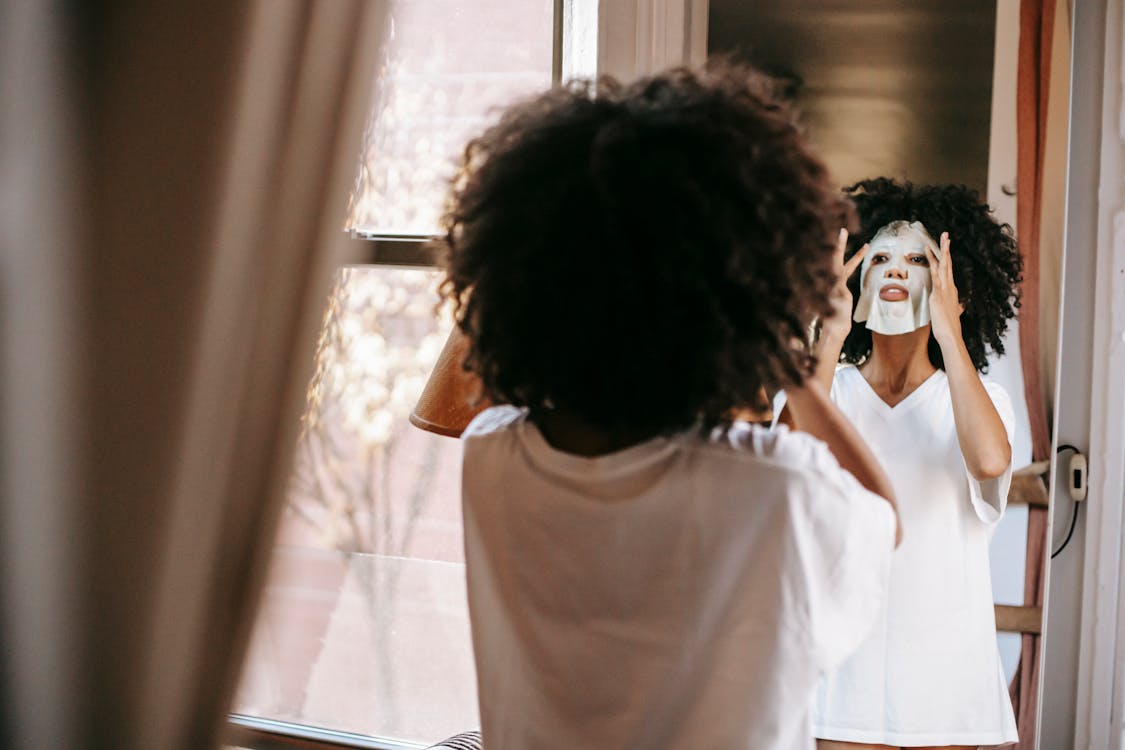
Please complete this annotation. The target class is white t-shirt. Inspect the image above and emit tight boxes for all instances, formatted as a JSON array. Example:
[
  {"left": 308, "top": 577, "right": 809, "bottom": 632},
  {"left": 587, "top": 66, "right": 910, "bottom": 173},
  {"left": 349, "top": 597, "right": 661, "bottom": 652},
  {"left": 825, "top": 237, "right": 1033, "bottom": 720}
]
[
  {"left": 461, "top": 406, "right": 896, "bottom": 750},
  {"left": 812, "top": 365, "right": 1019, "bottom": 746}
]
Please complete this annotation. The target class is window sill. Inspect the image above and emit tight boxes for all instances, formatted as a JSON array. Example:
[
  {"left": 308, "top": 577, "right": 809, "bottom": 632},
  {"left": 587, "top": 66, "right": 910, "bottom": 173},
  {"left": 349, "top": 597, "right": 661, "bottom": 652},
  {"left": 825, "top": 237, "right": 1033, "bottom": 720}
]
[{"left": 226, "top": 714, "right": 425, "bottom": 750}]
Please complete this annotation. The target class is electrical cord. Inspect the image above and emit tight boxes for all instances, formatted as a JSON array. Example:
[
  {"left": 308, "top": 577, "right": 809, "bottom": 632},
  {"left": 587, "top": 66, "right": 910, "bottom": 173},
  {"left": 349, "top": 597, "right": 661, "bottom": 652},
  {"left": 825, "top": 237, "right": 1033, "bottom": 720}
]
[{"left": 1050, "top": 443, "right": 1081, "bottom": 559}]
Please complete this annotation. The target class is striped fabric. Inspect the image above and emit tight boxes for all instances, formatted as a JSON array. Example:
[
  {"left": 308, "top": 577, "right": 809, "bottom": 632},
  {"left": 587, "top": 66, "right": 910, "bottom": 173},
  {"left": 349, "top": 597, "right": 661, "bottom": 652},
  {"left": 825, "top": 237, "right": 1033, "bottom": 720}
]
[{"left": 425, "top": 730, "right": 482, "bottom": 750}]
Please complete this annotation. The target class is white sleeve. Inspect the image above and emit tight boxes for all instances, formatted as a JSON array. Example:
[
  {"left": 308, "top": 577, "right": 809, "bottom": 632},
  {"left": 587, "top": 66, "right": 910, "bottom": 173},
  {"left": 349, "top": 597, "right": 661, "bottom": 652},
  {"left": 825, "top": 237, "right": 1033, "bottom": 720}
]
[
  {"left": 462, "top": 405, "right": 524, "bottom": 439},
  {"left": 772, "top": 432, "right": 896, "bottom": 674},
  {"left": 768, "top": 366, "right": 847, "bottom": 430},
  {"left": 769, "top": 390, "right": 788, "bottom": 429},
  {"left": 965, "top": 379, "right": 1015, "bottom": 524}
]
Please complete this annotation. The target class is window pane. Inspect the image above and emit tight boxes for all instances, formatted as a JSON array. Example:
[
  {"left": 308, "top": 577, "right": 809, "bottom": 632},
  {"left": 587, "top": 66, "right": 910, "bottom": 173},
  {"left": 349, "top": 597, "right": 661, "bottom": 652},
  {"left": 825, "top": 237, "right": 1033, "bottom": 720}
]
[
  {"left": 234, "top": 267, "right": 477, "bottom": 744},
  {"left": 346, "top": 0, "right": 555, "bottom": 236}
]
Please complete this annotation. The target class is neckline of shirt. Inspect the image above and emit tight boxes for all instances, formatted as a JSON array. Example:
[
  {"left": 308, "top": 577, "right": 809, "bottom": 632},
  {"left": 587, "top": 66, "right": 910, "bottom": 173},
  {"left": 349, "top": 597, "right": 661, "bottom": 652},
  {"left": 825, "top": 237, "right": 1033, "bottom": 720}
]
[
  {"left": 514, "top": 415, "right": 688, "bottom": 481},
  {"left": 845, "top": 364, "right": 946, "bottom": 416}
]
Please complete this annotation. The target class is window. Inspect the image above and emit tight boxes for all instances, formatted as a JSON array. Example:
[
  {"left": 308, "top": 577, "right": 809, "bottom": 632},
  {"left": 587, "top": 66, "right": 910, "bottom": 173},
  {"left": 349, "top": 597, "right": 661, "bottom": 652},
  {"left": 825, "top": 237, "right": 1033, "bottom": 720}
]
[
  {"left": 232, "top": 2, "right": 555, "bottom": 746},
  {"left": 347, "top": 2, "right": 557, "bottom": 237}
]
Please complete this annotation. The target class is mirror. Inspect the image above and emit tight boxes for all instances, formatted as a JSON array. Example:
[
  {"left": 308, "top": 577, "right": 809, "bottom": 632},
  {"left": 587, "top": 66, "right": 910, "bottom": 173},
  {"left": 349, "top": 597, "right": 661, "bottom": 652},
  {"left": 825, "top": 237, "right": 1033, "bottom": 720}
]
[{"left": 707, "top": 1, "right": 1069, "bottom": 747}]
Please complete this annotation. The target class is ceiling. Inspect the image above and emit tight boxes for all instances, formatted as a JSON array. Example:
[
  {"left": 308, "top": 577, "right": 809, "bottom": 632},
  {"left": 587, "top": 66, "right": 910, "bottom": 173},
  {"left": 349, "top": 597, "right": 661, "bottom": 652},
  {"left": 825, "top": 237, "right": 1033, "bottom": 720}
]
[{"left": 708, "top": 0, "right": 997, "bottom": 193}]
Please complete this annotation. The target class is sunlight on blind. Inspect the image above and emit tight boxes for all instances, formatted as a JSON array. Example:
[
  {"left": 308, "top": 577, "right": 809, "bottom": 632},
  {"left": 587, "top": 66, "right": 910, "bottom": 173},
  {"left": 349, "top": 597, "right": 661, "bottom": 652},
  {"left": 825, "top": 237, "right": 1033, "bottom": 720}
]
[
  {"left": 236, "top": 269, "right": 474, "bottom": 742},
  {"left": 346, "top": 0, "right": 554, "bottom": 236},
  {"left": 237, "top": 2, "right": 556, "bottom": 741}
]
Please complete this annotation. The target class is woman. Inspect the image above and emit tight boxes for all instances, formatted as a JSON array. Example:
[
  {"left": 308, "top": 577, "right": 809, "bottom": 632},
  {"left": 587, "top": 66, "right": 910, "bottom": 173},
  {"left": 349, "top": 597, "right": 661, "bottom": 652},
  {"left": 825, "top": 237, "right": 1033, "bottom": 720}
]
[
  {"left": 807, "top": 179, "right": 1023, "bottom": 749},
  {"left": 442, "top": 65, "right": 901, "bottom": 749}
]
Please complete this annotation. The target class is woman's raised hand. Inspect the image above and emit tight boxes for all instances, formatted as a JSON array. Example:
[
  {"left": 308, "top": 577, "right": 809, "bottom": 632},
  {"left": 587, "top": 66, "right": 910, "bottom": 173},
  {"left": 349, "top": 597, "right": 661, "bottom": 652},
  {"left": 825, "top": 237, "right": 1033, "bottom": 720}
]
[
  {"left": 822, "top": 228, "right": 867, "bottom": 345},
  {"left": 925, "top": 231, "right": 964, "bottom": 347},
  {"left": 805, "top": 229, "right": 865, "bottom": 390}
]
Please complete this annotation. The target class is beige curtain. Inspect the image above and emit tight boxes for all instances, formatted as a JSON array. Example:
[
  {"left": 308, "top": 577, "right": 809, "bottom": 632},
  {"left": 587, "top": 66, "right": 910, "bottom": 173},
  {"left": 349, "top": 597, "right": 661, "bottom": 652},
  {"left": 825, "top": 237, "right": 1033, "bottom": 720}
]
[{"left": 0, "top": 2, "right": 384, "bottom": 747}]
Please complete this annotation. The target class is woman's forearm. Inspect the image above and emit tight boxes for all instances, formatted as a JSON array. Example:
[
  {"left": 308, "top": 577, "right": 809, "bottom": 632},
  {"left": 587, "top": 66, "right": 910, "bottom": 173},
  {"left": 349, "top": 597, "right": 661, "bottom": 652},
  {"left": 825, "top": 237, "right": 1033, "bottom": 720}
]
[
  {"left": 785, "top": 380, "right": 901, "bottom": 545},
  {"left": 813, "top": 330, "right": 846, "bottom": 391},
  {"left": 774, "top": 332, "right": 842, "bottom": 428},
  {"left": 942, "top": 340, "right": 1011, "bottom": 480}
]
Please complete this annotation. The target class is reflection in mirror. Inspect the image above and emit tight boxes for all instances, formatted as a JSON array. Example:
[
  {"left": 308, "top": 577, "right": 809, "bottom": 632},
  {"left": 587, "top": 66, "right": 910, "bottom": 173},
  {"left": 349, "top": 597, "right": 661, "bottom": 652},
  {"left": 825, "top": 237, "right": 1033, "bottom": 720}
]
[{"left": 709, "top": 1, "right": 1070, "bottom": 747}]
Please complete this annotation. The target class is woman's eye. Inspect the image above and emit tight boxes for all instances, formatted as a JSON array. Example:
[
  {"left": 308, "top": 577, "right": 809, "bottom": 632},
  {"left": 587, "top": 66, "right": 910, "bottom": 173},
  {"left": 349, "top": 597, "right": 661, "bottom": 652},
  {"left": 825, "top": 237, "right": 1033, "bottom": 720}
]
[
  {"left": 910, "top": 254, "right": 929, "bottom": 265},
  {"left": 872, "top": 253, "right": 890, "bottom": 264}
]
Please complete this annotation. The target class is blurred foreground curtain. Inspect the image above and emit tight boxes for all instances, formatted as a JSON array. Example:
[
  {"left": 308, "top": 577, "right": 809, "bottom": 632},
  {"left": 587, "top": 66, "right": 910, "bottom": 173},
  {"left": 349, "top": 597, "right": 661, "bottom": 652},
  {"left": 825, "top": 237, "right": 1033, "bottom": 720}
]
[
  {"left": 0, "top": 2, "right": 383, "bottom": 748},
  {"left": 1007, "top": 0, "right": 1065, "bottom": 747}
]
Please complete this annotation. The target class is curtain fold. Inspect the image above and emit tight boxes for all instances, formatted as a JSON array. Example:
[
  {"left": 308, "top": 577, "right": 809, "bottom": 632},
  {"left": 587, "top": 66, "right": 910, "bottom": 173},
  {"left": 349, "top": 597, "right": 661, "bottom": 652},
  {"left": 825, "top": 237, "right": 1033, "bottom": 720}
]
[
  {"left": 0, "top": 4, "right": 83, "bottom": 748},
  {"left": 1008, "top": 0, "right": 1058, "bottom": 746},
  {"left": 137, "top": 3, "right": 387, "bottom": 746},
  {"left": 1, "top": 2, "right": 383, "bottom": 747}
]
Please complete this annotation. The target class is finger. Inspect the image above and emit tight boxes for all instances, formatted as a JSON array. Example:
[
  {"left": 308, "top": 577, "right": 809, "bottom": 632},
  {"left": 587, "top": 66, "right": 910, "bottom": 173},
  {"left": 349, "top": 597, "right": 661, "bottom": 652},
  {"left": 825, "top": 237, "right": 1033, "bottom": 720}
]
[
  {"left": 843, "top": 243, "right": 868, "bottom": 278},
  {"left": 833, "top": 228, "right": 848, "bottom": 269},
  {"left": 925, "top": 243, "right": 942, "bottom": 285},
  {"left": 940, "top": 232, "right": 954, "bottom": 280},
  {"left": 927, "top": 246, "right": 945, "bottom": 292}
]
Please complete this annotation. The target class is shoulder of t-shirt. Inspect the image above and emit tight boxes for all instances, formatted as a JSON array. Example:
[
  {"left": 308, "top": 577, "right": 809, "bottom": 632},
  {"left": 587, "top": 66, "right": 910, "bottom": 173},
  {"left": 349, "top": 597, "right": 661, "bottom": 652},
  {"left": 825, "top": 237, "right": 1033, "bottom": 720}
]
[
  {"left": 829, "top": 363, "right": 862, "bottom": 395},
  {"left": 977, "top": 375, "right": 1016, "bottom": 430},
  {"left": 710, "top": 424, "right": 894, "bottom": 547},
  {"left": 771, "top": 365, "right": 858, "bottom": 422},
  {"left": 704, "top": 421, "right": 851, "bottom": 481},
  {"left": 969, "top": 373, "right": 1013, "bottom": 410},
  {"left": 978, "top": 373, "right": 1010, "bottom": 396},
  {"left": 462, "top": 405, "right": 525, "bottom": 439}
]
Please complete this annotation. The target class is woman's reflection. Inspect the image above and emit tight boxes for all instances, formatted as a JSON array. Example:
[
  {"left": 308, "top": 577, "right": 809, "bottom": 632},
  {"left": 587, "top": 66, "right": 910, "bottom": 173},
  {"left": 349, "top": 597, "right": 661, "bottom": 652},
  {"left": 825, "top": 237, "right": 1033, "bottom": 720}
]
[{"left": 807, "top": 179, "right": 1023, "bottom": 749}]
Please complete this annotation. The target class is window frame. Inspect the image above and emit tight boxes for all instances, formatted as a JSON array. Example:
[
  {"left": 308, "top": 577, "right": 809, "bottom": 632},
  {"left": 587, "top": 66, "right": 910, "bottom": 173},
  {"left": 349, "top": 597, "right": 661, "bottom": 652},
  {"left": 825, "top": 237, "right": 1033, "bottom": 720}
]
[
  {"left": 227, "top": 715, "right": 424, "bottom": 750},
  {"left": 344, "top": 0, "right": 565, "bottom": 271},
  {"left": 227, "top": 2, "right": 706, "bottom": 747},
  {"left": 344, "top": 0, "right": 708, "bottom": 268},
  {"left": 345, "top": 232, "right": 438, "bottom": 268}
]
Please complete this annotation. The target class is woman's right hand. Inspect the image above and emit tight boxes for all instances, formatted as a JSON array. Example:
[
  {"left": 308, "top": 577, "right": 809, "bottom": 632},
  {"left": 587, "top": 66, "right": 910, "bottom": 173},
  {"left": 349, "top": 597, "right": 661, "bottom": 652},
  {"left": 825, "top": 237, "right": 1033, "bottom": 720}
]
[
  {"left": 821, "top": 228, "right": 866, "bottom": 346},
  {"left": 809, "top": 229, "right": 866, "bottom": 390}
]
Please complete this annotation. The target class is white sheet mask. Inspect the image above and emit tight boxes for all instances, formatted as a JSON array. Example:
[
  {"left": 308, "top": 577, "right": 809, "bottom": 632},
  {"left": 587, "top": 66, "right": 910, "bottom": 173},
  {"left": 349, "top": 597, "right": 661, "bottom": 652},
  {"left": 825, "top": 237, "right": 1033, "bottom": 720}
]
[{"left": 853, "top": 220, "right": 937, "bottom": 335}]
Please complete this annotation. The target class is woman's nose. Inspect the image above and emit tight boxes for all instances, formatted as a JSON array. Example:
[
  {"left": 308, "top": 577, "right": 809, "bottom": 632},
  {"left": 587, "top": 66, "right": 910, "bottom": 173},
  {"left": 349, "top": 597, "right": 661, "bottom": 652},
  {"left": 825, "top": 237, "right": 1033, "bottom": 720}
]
[{"left": 883, "top": 265, "right": 907, "bottom": 280}]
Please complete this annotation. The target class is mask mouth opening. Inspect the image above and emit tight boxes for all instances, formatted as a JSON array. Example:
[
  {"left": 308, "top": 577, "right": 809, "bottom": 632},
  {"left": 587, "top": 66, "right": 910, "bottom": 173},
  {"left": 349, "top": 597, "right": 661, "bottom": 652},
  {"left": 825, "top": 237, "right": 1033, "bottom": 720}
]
[{"left": 878, "top": 283, "right": 910, "bottom": 302}]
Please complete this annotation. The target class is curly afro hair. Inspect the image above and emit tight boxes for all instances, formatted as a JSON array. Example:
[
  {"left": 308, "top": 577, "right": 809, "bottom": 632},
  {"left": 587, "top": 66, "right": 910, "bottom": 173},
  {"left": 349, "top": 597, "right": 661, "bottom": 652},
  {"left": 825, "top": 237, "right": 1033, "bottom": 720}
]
[
  {"left": 438, "top": 64, "right": 853, "bottom": 435},
  {"left": 840, "top": 178, "right": 1023, "bottom": 373}
]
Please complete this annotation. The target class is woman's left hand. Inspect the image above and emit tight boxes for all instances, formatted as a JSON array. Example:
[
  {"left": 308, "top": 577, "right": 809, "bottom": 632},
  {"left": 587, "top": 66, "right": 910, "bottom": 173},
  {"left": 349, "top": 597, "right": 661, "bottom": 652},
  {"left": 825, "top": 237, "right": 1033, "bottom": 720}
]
[
  {"left": 926, "top": 231, "right": 964, "bottom": 347},
  {"left": 927, "top": 231, "right": 1012, "bottom": 480}
]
